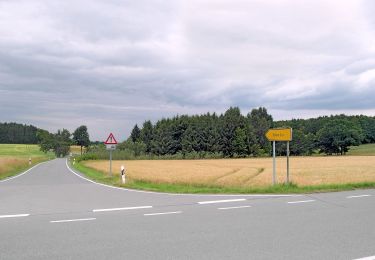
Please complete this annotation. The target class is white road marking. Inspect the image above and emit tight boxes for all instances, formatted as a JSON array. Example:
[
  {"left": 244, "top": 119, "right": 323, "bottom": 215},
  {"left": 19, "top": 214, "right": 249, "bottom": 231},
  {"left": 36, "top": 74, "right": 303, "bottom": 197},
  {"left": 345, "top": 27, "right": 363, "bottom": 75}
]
[
  {"left": 198, "top": 198, "right": 246, "bottom": 205},
  {"left": 353, "top": 255, "right": 375, "bottom": 260},
  {"left": 346, "top": 195, "right": 371, "bottom": 199},
  {"left": 93, "top": 206, "right": 152, "bottom": 213},
  {"left": 287, "top": 200, "right": 316, "bottom": 204},
  {"left": 50, "top": 218, "right": 96, "bottom": 223},
  {"left": 144, "top": 211, "right": 182, "bottom": 216},
  {"left": 218, "top": 205, "right": 252, "bottom": 210},
  {"left": 0, "top": 214, "right": 30, "bottom": 219},
  {"left": 0, "top": 161, "right": 47, "bottom": 183},
  {"left": 65, "top": 159, "right": 301, "bottom": 198}
]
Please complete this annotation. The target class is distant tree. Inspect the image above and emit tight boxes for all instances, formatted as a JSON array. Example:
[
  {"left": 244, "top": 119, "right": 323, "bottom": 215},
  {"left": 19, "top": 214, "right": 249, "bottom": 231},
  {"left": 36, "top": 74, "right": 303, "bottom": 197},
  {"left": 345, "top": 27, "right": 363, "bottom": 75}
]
[
  {"left": 73, "top": 125, "right": 90, "bottom": 155},
  {"left": 248, "top": 107, "right": 273, "bottom": 154},
  {"left": 38, "top": 129, "right": 71, "bottom": 157},
  {"left": 220, "top": 107, "right": 245, "bottom": 157},
  {"left": 118, "top": 140, "right": 146, "bottom": 157},
  {"left": 233, "top": 127, "right": 247, "bottom": 157},
  {"left": 0, "top": 123, "right": 39, "bottom": 144},
  {"left": 140, "top": 121, "right": 154, "bottom": 153},
  {"left": 130, "top": 124, "right": 141, "bottom": 142},
  {"left": 317, "top": 120, "right": 364, "bottom": 155}
]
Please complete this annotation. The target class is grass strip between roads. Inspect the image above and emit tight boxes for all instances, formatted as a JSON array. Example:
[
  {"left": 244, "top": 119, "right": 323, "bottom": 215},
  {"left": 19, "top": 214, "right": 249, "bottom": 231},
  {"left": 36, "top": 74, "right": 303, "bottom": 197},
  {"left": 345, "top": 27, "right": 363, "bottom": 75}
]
[
  {"left": 73, "top": 161, "right": 375, "bottom": 194},
  {"left": 0, "top": 157, "right": 48, "bottom": 181},
  {"left": 0, "top": 144, "right": 55, "bottom": 181}
]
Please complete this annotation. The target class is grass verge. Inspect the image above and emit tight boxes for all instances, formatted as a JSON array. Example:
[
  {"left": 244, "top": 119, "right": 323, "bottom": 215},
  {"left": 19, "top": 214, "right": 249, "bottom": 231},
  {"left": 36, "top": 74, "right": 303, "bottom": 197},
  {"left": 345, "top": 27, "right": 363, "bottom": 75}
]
[
  {"left": 0, "top": 144, "right": 55, "bottom": 181},
  {"left": 72, "top": 161, "right": 375, "bottom": 194},
  {"left": 0, "top": 157, "right": 48, "bottom": 180}
]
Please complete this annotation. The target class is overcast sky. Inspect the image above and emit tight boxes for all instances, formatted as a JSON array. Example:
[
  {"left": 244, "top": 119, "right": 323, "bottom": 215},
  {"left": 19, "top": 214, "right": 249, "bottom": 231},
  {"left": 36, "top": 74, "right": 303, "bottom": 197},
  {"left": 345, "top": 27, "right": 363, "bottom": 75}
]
[{"left": 1, "top": 0, "right": 374, "bottom": 141}]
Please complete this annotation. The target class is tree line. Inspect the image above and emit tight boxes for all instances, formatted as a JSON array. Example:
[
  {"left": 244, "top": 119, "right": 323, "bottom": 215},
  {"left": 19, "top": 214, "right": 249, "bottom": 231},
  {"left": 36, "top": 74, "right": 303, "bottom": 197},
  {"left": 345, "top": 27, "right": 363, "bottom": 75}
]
[
  {"left": 37, "top": 126, "right": 90, "bottom": 157},
  {"left": 0, "top": 123, "right": 39, "bottom": 144},
  {"left": 120, "top": 107, "right": 375, "bottom": 158}
]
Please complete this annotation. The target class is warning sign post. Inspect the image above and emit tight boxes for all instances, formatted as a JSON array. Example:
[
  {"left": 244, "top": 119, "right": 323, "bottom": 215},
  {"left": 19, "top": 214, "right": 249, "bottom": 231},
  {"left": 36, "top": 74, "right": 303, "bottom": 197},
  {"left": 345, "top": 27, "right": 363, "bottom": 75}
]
[{"left": 104, "top": 133, "right": 118, "bottom": 176}]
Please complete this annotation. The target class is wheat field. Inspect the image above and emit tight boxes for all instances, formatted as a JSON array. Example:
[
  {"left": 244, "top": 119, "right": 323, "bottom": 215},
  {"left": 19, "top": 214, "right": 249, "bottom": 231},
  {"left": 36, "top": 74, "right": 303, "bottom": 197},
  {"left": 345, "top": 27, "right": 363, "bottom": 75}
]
[
  {"left": 83, "top": 156, "right": 375, "bottom": 187},
  {"left": 0, "top": 157, "right": 28, "bottom": 177}
]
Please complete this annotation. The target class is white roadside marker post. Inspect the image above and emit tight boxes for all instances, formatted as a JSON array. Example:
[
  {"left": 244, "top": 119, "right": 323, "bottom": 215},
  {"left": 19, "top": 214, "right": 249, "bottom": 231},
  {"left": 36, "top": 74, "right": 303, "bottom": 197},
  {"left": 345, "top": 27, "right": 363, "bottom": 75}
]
[
  {"left": 121, "top": 165, "right": 125, "bottom": 184},
  {"left": 29, "top": 157, "right": 31, "bottom": 165}
]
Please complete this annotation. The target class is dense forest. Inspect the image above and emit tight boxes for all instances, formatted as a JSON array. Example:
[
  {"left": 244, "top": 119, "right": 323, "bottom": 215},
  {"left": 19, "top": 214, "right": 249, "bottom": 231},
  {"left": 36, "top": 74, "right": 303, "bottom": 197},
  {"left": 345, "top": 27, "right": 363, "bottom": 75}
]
[
  {"left": 121, "top": 107, "right": 375, "bottom": 158},
  {"left": 0, "top": 123, "right": 39, "bottom": 144},
  {"left": 2, "top": 107, "right": 375, "bottom": 158}
]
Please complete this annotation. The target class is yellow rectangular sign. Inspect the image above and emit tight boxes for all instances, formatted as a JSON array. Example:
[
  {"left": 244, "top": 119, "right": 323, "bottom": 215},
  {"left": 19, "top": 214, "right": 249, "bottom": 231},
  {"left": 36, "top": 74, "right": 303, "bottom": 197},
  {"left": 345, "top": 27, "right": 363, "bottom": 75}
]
[{"left": 265, "top": 128, "right": 292, "bottom": 141}]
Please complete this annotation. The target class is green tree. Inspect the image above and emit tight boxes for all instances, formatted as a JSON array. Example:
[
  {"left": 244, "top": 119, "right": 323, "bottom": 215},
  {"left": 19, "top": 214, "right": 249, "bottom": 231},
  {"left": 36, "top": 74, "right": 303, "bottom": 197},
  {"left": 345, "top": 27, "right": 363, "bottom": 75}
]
[
  {"left": 73, "top": 125, "right": 90, "bottom": 155},
  {"left": 38, "top": 129, "right": 71, "bottom": 157},
  {"left": 130, "top": 124, "right": 141, "bottom": 142},
  {"left": 140, "top": 121, "right": 154, "bottom": 153},
  {"left": 233, "top": 127, "right": 247, "bottom": 157},
  {"left": 220, "top": 107, "right": 245, "bottom": 157},
  {"left": 248, "top": 107, "right": 273, "bottom": 154},
  {"left": 317, "top": 120, "right": 364, "bottom": 155}
]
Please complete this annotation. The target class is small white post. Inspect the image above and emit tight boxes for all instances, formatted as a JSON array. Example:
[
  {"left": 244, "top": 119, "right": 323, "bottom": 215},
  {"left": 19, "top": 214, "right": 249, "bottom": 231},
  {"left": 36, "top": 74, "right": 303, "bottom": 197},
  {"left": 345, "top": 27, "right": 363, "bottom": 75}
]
[
  {"left": 73, "top": 158, "right": 76, "bottom": 165},
  {"left": 121, "top": 165, "right": 125, "bottom": 184},
  {"left": 29, "top": 157, "right": 32, "bottom": 165}
]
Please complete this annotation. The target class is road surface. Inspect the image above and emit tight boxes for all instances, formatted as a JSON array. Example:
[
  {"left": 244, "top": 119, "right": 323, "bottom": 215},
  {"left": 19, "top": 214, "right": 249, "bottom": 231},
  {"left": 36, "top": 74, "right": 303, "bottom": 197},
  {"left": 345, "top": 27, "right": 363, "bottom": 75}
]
[{"left": 0, "top": 159, "right": 374, "bottom": 259}]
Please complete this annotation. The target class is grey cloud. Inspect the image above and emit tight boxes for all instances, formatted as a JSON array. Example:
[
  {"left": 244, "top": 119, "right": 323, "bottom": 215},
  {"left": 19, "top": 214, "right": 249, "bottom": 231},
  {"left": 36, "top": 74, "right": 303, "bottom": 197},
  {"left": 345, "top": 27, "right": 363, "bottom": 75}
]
[{"left": 1, "top": 0, "right": 375, "bottom": 140}]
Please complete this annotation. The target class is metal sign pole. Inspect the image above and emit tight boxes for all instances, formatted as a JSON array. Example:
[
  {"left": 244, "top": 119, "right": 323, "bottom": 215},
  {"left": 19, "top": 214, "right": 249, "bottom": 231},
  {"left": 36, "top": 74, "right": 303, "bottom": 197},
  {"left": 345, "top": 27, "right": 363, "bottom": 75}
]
[
  {"left": 287, "top": 141, "right": 290, "bottom": 184},
  {"left": 109, "top": 150, "right": 112, "bottom": 176},
  {"left": 273, "top": 141, "right": 276, "bottom": 185}
]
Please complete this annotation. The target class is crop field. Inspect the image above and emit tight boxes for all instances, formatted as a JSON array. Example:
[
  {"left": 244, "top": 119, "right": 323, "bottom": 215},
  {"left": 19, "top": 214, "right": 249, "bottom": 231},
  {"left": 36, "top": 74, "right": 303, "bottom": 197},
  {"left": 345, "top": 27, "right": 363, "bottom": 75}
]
[
  {"left": 347, "top": 143, "right": 375, "bottom": 156},
  {"left": 70, "top": 145, "right": 86, "bottom": 155},
  {"left": 0, "top": 144, "right": 50, "bottom": 157},
  {"left": 83, "top": 155, "right": 375, "bottom": 187},
  {"left": 0, "top": 144, "right": 53, "bottom": 180}
]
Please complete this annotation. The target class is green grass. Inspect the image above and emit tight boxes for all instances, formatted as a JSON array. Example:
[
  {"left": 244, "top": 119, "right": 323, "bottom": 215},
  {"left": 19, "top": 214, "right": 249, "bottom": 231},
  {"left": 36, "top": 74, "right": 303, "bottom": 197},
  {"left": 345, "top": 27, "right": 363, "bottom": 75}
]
[
  {"left": 347, "top": 143, "right": 375, "bottom": 156},
  {"left": 0, "top": 144, "right": 54, "bottom": 158},
  {"left": 0, "top": 144, "right": 54, "bottom": 180},
  {"left": 72, "top": 161, "right": 375, "bottom": 194}
]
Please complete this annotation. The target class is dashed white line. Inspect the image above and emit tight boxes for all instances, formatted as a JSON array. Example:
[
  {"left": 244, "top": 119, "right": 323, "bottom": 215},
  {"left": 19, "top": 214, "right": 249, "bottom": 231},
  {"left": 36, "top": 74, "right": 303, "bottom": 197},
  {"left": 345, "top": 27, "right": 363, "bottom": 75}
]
[
  {"left": 218, "top": 205, "right": 251, "bottom": 210},
  {"left": 144, "top": 211, "right": 182, "bottom": 216},
  {"left": 0, "top": 214, "right": 30, "bottom": 219},
  {"left": 50, "top": 218, "right": 96, "bottom": 223},
  {"left": 287, "top": 200, "right": 315, "bottom": 204},
  {"left": 93, "top": 206, "right": 152, "bottom": 213},
  {"left": 198, "top": 198, "right": 246, "bottom": 205},
  {"left": 346, "top": 195, "right": 371, "bottom": 199},
  {"left": 353, "top": 255, "right": 375, "bottom": 260}
]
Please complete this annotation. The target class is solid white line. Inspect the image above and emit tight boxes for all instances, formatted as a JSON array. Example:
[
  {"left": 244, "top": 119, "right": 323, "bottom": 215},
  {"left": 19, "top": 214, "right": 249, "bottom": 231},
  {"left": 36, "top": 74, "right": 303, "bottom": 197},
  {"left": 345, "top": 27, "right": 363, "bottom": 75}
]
[
  {"left": 347, "top": 195, "right": 371, "bottom": 199},
  {"left": 218, "top": 205, "right": 252, "bottom": 210},
  {"left": 353, "top": 255, "right": 375, "bottom": 260},
  {"left": 50, "top": 218, "right": 96, "bottom": 223},
  {"left": 198, "top": 198, "right": 246, "bottom": 205},
  {"left": 0, "top": 214, "right": 30, "bottom": 219},
  {"left": 0, "top": 161, "right": 47, "bottom": 183},
  {"left": 93, "top": 206, "right": 152, "bottom": 213},
  {"left": 144, "top": 211, "right": 182, "bottom": 216},
  {"left": 287, "top": 200, "right": 315, "bottom": 204},
  {"left": 65, "top": 159, "right": 301, "bottom": 198}
]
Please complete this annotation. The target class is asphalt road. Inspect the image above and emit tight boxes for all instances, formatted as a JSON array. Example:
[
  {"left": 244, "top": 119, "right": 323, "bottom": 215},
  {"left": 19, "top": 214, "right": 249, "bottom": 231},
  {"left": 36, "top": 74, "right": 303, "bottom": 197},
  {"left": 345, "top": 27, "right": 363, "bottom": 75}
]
[{"left": 0, "top": 158, "right": 374, "bottom": 260}]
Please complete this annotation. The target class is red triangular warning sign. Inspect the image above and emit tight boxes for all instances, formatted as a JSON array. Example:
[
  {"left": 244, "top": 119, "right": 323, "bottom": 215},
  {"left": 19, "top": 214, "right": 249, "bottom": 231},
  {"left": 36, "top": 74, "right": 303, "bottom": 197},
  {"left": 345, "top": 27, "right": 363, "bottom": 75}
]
[{"left": 104, "top": 133, "right": 118, "bottom": 144}]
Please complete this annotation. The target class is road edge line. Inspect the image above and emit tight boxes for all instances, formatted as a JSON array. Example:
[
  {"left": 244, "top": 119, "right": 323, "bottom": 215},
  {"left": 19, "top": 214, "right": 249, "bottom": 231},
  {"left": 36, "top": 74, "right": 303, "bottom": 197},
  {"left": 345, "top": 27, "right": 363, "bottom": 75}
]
[{"left": 0, "top": 161, "right": 48, "bottom": 183}]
